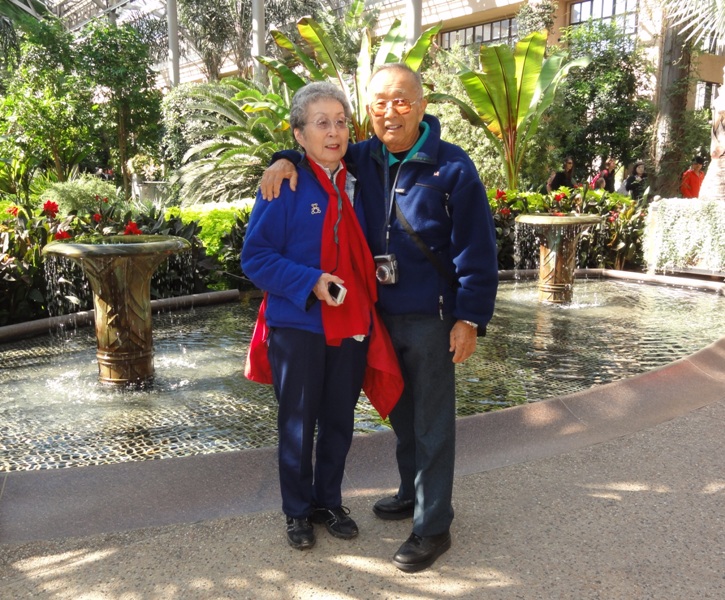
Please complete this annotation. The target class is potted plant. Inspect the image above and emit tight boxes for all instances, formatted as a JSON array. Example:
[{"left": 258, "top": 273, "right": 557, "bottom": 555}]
[{"left": 128, "top": 154, "right": 166, "bottom": 202}]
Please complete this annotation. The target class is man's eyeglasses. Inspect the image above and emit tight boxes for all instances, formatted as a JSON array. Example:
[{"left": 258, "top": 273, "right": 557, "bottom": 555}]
[
  {"left": 369, "top": 98, "right": 421, "bottom": 117},
  {"left": 306, "top": 118, "right": 350, "bottom": 131}
]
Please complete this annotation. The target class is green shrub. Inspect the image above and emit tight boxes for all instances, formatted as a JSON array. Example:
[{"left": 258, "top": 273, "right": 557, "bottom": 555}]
[{"left": 38, "top": 175, "right": 122, "bottom": 215}]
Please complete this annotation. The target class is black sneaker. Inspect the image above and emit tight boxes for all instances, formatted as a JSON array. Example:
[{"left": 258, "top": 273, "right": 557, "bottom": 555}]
[
  {"left": 286, "top": 516, "right": 315, "bottom": 550},
  {"left": 311, "top": 505, "right": 359, "bottom": 539}
]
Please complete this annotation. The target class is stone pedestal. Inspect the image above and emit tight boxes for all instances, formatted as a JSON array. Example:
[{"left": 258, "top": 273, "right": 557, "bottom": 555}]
[
  {"left": 43, "top": 235, "right": 190, "bottom": 386},
  {"left": 516, "top": 214, "right": 603, "bottom": 304}
]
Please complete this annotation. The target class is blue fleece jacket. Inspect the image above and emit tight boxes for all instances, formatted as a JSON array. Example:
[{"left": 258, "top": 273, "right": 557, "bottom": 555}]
[
  {"left": 274, "top": 115, "right": 498, "bottom": 328},
  {"left": 241, "top": 160, "right": 364, "bottom": 334}
]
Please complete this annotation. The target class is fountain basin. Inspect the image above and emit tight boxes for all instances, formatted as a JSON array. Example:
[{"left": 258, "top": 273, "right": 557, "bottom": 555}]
[{"left": 42, "top": 235, "right": 191, "bottom": 386}]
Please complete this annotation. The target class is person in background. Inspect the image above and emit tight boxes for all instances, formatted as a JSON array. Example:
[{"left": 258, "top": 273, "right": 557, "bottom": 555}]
[
  {"left": 625, "top": 161, "right": 648, "bottom": 200},
  {"left": 260, "top": 64, "right": 498, "bottom": 572},
  {"left": 680, "top": 156, "right": 705, "bottom": 198},
  {"left": 592, "top": 157, "right": 616, "bottom": 192},
  {"left": 547, "top": 156, "right": 576, "bottom": 192},
  {"left": 242, "top": 82, "right": 401, "bottom": 551}
]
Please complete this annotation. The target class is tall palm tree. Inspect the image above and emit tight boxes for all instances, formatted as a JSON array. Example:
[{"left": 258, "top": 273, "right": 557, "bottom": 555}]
[{"left": 659, "top": 0, "right": 725, "bottom": 48}]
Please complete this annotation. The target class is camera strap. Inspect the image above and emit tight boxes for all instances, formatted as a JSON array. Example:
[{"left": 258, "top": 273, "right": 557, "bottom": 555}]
[{"left": 394, "top": 201, "right": 458, "bottom": 289}]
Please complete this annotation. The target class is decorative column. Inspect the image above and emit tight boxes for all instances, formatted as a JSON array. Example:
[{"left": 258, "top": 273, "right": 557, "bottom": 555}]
[
  {"left": 516, "top": 215, "right": 603, "bottom": 304},
  {"left": 43, "top": 235, "right": 190, "bottom": 386}
]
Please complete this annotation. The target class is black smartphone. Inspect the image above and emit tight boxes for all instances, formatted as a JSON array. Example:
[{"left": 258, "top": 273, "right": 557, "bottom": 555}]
[{"left": 327, "top": 282, "right": 347, "bottom": 304}]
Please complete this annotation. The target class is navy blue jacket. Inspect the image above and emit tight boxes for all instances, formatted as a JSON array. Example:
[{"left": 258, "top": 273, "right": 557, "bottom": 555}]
[
  {"left": 274, "top": 114, "right": 498, "bottom": 328},
  {"left": 241, "top": 159, "right": 364, "bottom": 334}
]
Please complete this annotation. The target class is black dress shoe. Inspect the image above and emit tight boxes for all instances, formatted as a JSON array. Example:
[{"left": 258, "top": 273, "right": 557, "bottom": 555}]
[
  {"left": 373, "top": 494, "right": 414, "bottom": 520},
  {"left": 311, "top": 505, "right": 359, "bottom": 539},
  {"left": 392, "top": 531, "right": 451, "bottom": 572},
  {"left": 286, "top": 516, "right": 315, "bottom": 550}
]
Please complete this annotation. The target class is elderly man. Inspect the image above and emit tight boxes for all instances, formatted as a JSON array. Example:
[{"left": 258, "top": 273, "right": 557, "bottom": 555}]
[{"left": 260, "top": 63, "right": 498, "bottom": 572}]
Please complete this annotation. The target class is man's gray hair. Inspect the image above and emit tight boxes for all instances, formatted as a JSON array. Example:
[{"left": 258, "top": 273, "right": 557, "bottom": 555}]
[
  {"left": 368, "top": 63, "right": 424, "bottom": 99},
  {"left": 289, "top": 82, "right": 351, "bottom": 130}
]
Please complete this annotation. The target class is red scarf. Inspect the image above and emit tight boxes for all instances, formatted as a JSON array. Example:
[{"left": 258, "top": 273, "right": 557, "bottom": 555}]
[{"left": 245, "top": 160, "right": 403, "bottom": 419}]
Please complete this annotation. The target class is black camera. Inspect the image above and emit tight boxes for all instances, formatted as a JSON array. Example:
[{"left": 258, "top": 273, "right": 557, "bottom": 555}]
[{"left": 374, "top": 254, "right": 398, "bottom": 285}]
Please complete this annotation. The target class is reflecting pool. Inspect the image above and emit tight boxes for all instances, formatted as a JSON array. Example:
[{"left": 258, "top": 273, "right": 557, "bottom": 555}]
[{"left": 1, "top": 278, "right": 723, "bottom": 471}]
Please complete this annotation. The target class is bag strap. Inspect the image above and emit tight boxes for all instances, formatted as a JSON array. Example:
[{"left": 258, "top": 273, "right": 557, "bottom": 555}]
[{"left": 394, "top": 201, "right": 457, "bottom": 289}]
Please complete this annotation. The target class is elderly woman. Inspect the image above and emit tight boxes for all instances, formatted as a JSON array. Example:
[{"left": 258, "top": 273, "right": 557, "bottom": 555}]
[{"left": 242, "top": 82, "right": 399, "bottom": 550}]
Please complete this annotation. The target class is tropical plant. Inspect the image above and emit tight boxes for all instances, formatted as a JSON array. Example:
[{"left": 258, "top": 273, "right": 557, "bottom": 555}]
[
  {"left": 258, "top": 9, "right": 441, "bottom": 141},
  {"left": 178, "top": 0, "right": 235, "bottom": 82},
  {"left": 430, "top": 31, "right": 590, "bottom": 189},
  {"left": 174, "top": 5, "right": 441, "bottom": 205},
  {"left": 424, "top": 46, "right": 504, "bottom": 187},
  {"left": 659, "top": 0, "right": 725, "bottom": 49},
  {"left": 174, "top": 78, "right": 293, "bottom": 204}
]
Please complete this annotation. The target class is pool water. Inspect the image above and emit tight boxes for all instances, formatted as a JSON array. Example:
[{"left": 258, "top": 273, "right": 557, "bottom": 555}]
[{"left": 1, "top": 279, "right": 723, "bottom": 471}]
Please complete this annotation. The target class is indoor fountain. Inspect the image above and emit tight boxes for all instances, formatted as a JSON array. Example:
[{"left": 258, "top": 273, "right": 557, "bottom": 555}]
[
  {"left": 515, "top": 214, "right": 603, "bottom": 303},
  {"left": 42, "top": 234, "right": 190, "bottom": 386}
]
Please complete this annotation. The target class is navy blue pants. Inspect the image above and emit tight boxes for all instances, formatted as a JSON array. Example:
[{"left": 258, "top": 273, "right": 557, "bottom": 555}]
[
  {"left": 268, "top": 327, "right": 368, "bottom": 519},
  {"left": 382, "top": 313, "right": 457, "bottom": 537}
]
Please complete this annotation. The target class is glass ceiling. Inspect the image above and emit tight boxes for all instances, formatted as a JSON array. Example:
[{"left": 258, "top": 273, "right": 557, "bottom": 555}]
[{"left": 35, "top": 0, "right": 166, "bottom": 31}]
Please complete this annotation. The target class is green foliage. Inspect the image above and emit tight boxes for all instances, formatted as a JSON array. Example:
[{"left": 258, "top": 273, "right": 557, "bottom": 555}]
[
  {"left": 161, "top": 82, "right": 228, "bottom": 170},
  {"left": 259, "top": 13, "right": 441, "bottom": 141},
  {"left": 424, "top": 47, "right": 505, "bottom": 188},
  {"left": 431, "top": 31, "right": 590, "bottom": 189},
  {"left": 76, "top": 21, "right": 162, "bottom": 197},
  {"left": 167, "top": 202, "right": 253, "bottom": 289},
  {"left": 178, "top": 0, "right": 235, "bottom": 82},
  {"left": 0, "top": 19, "right": 98, "bottom": 183},
  {"left": 516, "top": 0, "right": 558, "bottom": 39},
  {"left": 643, "top": 199, "right": 725, "bottom": 272},
  {"left": 174, "top": 78, "right": 293, "bottom": 204},
  {"left": 38, "top": 175, "right": 121, "bottom": 216},
  {"left": 488, "top": 185, "right": 646, "bottom": 271},
  {"left": 535, "top": 21, "right": 655, "bottom": 181},
  {"left": 166, "top": 203, "right": 250, "bottom": 256}
]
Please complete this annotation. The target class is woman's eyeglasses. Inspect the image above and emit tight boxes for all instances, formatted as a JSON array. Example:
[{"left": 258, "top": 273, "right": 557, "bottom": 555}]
[
  {"left": 369, "top": 98, "right": 421, "bottom": 117},
  {"left": 307, "top": 118, "right": 350, "bottom": 131}
]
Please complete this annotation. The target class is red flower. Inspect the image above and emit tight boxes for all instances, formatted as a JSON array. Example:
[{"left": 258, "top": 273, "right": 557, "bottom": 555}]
[
  {"left": 554, "top": 193, "right": 566, "bottom": 202},
  {"left": 495, "top": 189, "right": 507, "bottom": 200},
  {"left": 103, "top": 197, "right": 109, "bottom": 203},
  {"left": 93, "top": 213, "right": 102, "bottom": 223},
  {"left": 124, "top": 221, "right": 142, "bottom": 235},
  {"left": 6, "top": 205, "right": 18, "bottom": 217},
  {"left": 500, "top": 207, "right": 511, "bottom": 217},
  {"left": 54, "top": 230, "right": 71, "bottom": 240},
  {"left": 608, "top": 211, "right": 619, "bottom": 222},
  {"left": 43, "top": 200, "right": 59, "bottom": 218}
]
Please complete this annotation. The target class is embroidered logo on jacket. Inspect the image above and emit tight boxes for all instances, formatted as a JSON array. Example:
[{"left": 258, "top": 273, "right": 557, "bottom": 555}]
[{"left": 310, "top": 203, "right": 322, "bottom": 215}]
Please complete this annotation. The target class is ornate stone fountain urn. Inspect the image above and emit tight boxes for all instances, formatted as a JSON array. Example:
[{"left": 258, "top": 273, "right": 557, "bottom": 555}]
[
  {"left": 515, "top": 214, "right": 603, "bottom": 304},
  {"left": 42, "top": 235, "right": 191, "bottom": 386}
]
